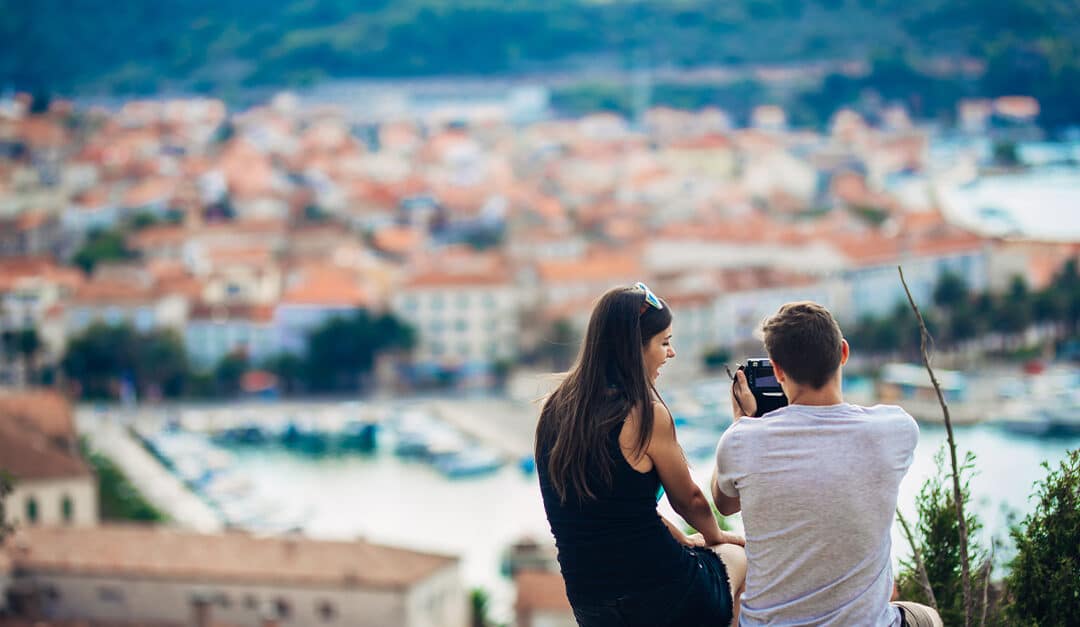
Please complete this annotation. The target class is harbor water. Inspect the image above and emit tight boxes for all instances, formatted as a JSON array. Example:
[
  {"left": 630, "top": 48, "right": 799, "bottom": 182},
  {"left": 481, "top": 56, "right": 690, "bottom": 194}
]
[{"left": 221, "top": 410, "right": 1079, "bottom": 620}]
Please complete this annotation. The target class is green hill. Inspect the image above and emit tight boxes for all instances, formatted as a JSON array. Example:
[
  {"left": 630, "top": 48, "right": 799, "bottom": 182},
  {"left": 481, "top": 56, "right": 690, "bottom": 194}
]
[{"left": 3, "top": 1, "right": 1079, "bottom": 128}]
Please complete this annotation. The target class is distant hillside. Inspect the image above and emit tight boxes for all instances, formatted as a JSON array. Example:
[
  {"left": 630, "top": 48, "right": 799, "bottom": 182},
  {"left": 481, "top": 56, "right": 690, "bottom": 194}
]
[{"left": 3, "top": 0, "right": 1079, "bottom": 128}]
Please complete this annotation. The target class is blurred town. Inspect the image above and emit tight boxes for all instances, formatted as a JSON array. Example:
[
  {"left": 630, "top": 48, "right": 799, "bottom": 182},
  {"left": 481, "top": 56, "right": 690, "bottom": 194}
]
[{"left": 1, "top": 83, "right": 1079, "bottom": 627}]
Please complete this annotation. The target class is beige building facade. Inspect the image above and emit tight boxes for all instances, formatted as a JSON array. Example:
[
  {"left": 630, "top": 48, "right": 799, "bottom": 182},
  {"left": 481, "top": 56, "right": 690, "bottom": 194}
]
[
  {"left": 4, "top": 476, "right": 96, "bottom": 528},
  {"left": 3, "top": 525, "right": 466, "bottom": 627}
]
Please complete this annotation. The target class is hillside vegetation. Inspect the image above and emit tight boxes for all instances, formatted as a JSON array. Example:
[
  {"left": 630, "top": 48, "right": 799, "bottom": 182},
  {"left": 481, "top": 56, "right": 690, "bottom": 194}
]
[{"left": 4, "top": 1, "right": 1080, "bottom": 127}]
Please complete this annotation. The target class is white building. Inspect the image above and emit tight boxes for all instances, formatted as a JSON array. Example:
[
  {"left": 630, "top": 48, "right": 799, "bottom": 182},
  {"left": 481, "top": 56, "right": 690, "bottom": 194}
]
[
  {"left": 2, "top": 525, "right": 466, "bottom": 627},
  {"left": 65, "top": 273, "right": 189, "bottom": 335},
  {"left": 713, "top": 274, "right": 852, "bottom": 347},
  {"left": 274, "top": 266, "right": 371, "bottom": 355},
  {"left": 185, "top": 304, "right": 278, "bottom": 370},
  {"left": 835, "top": 233, "right": 990, "bottom": 319},
  {"left": 392, "top": 267, "right": 519, "bottom": 367},
  {"left": 0, "top": 260, "right": 81, "bottom": 386},
  {"left": 0, "top": 392, "right": 97, "bottom": 529}
]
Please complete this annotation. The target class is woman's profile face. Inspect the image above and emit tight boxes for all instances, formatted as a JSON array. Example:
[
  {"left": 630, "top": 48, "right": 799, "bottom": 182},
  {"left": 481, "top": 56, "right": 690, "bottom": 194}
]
[{"left": 643, "top": 324, "right": 675, "bottom": 383}]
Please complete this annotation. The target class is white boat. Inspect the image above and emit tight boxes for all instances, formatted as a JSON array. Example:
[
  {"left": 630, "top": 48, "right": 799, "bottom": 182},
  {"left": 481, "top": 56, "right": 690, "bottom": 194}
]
[{"left": 433, "top": 447, "right": 503, "bottom": 478}]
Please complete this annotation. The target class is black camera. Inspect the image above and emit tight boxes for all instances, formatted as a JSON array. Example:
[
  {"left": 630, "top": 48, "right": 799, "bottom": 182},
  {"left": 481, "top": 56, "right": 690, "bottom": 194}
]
[{"left": 738, "top": 358, "right": 788, "bottom": 417}]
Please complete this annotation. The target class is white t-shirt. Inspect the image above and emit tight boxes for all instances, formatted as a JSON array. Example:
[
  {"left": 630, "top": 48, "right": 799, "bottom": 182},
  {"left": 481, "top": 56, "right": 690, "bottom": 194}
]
[{"left": 715, "top": 403, "right": 918, "bottom": 626}]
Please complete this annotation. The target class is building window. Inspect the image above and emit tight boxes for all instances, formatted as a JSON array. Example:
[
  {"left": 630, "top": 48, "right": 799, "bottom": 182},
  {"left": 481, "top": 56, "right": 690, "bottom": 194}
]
[
  {"left": 430, "top": 294, "right": 444, "bottom": 310},
  {"left": 61, "top": 495, "right": 74, "bottom": 524},
  {"left": 317, "top": 600, "right": 337, "bottom": 622},
  {"left": 25, "top": 497, "right": 38, "bottom": 524},
  {"left": 456, "top": 293, "right": 470, "bottom": 308},
  {"left": 455, "top": 319, "right": 468, "bottom": 333},
  {"left": 44, "top": 585, "right": 61, "bottom": 602},
  {"left": 274, "top": 597, "right": 292, "bottom": 619},
  {"left": 98, "top": 586, "right": 125, "bottom": 603},
  {"left": 244, "top": 594, "right": 258, "bottom": 610}
]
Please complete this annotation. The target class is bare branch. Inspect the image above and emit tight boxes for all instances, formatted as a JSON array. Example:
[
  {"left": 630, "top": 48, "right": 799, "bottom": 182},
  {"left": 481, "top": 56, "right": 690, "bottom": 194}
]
[
  {"left": 978, "top": 548, "right": 994, "bottom": 627},
  {"left": 896, "top": 507, "right": 938, "bottom": 610},
  {"left": 898, "top": 266, "right": 973, "bottom": 627}
]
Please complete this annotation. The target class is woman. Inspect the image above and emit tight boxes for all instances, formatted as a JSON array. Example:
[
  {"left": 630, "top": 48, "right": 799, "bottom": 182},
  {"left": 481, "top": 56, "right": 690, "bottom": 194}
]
[{"left": 535, "top": 283, "right": 747, "bottom": 627}]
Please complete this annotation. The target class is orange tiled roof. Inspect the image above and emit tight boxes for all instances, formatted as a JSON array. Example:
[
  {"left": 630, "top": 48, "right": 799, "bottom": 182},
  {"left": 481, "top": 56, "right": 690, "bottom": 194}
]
[
  {"left": 189, "top": 303, "right": 274, "bottom": 324},
  {"left": 0, "top": 390, "right": 75, "bottom": 442},
  {"left": 281, "top": 267, "right": 368, "bottom": 307},
  {"left": 404, "top": 268, "right": 511, "bottom": 289},
  {"left": 0, "top": 258, "right": 84, "bottom": 293},
  {"left": 14, "top": 210, "right": 49, "bottom": 231},
  {"left": 122, "top": 178, "right": 175, "bottom": 208},
  {"left": 241, "top": 370, "right": 277, "bottom": 393},
  {"left": 205, "top": 244, "right": 275, "bottom": 267},
  {"left": 0, "top": 415, "right": 90, "bottom": 481},
  {"left": 71, "top": 278, "right": 155, "bottom": 304},
  {"left": 536, "top": 253, "right": 642, "bottom": 284},
  {"left": 0, "top": 618, "right": 194, "bottom": 627},
  {"left": 7, "top": 524, "right": 458, "bottom": 589},
  {"left": 129, "top": 225, "right": 188, "bottom": 250},
  {"left": 663, "top": 291, "right": 715, "bottom": 308},
  {"left": 373, "top": 226, "right": 422, "bottom": 256},
  {"left": 515, "top": 570, "right": 572, "bottom": 613},
  {"left": 15, "top": 117, "right": 66, "bottom": 149},
  {"left": 667, "top": 133, "right": 732, "bottom": 150}
]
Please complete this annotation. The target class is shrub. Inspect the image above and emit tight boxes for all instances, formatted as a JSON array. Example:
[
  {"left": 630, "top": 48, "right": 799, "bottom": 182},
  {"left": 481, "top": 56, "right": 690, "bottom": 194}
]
[
  {"left": 1005, "top": 449, "right": 1080, "bottom": 626},
  {"left": 898, "top": 448, "right": 989, "bottom": 626}
]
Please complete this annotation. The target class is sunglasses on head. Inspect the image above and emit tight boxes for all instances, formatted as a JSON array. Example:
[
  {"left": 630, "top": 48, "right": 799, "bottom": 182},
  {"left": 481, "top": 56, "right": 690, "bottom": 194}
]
[{"left": 635, "top": 282, "right": 663, "bottom": 314}]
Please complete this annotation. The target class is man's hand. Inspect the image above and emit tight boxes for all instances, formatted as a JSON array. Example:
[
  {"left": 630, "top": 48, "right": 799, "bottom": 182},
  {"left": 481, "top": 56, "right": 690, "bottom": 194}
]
[
  {"left": 683, "top": 532, "right": 707, "bottom": 547},
  {"left": 731, "top": 369, "right": 757, "bottom": 420},
  {"left": 714, "top": 530, "right": 746, "bottom": 547}
]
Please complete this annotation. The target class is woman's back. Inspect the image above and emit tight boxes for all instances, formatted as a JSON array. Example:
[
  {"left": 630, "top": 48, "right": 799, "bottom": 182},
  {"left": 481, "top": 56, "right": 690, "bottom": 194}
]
[{"left": 537, "top": 420, "right": 693, "bottom": 603}]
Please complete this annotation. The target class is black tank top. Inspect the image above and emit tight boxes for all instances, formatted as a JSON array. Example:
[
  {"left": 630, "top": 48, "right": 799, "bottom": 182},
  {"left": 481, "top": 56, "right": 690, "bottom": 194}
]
[{"left": 537, "top": 421, "right": 695, "bottom": 603}]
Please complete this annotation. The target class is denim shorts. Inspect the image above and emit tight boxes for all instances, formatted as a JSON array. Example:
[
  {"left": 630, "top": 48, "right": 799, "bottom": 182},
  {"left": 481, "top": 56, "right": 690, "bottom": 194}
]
[{"left": 571, "top": 547, "right": 734, "bottom": 627}]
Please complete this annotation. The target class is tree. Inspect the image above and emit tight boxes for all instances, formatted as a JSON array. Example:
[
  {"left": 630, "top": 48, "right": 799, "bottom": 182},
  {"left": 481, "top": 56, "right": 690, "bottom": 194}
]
[
  {"left": 992, "top": 276, "right": 1033, "bottom": 349},
  {"left": 72, "top": 229, "right": 137, "bottom": 274},
  {"left": 1050, "top": 258, "right": 1080, "bottom": 334},
  {"left": 264, "top": 352, "right": 306, "bottom": 395},
  {"left": 62, "top": 323, "right": 137, "bottom": 399},
  {"left": 137, "top": 331, "right": 189, "bottom": 398},
  {"left": 933, "top": 272, "right": 969, "bottom": 310},
  {"left": 303, "top": 311, "right": 415, "bottom": 393},
  {"left": 14, "top": 328, "right": 42, "bottom": 384},
  {"left": 702, "top": 346, "right": 732, "bottom": 371},
  {"left": 541, "top": 318, "right": 579, "bottom": 371},
  {"left": 129, "top": 212, "right": 160, "bottom": 230},
  {"left": 62, "top": 323, "right": 189, "bottom": 400},
  {"left": 213, "top": 352, "right": 249, "bottom": 397},
  {"left": 992, "top": 141, "right": 1020, "bottom": 167},
  {"left": 898, "top": 450, "right": 989, "bottom": 627},
  {"left": 1006, "top": 449, "right": 1080, "bottom": 626},
  {"left": 469, "top": 588, "right": 491, "bottom": 627},
  {"left": 0, "top": 470, "right": 14, "bottom": 540}
]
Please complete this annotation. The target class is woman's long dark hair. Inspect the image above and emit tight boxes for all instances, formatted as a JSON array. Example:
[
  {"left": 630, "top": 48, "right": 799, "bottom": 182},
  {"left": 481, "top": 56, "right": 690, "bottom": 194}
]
[{"left": 535, "top": 285, "right": 673, "bottom": 504}]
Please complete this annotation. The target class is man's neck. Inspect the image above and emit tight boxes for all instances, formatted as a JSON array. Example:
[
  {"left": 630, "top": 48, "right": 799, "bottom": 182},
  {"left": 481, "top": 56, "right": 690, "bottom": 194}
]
[{"left": 785, "top": 378, "right": 843, "bottom": 406}]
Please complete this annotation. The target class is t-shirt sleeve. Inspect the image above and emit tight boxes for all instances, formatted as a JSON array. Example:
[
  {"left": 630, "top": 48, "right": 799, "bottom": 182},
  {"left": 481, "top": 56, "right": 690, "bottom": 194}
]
[{"left": 714, "top": 425, "right": 745, "bottom": 498}]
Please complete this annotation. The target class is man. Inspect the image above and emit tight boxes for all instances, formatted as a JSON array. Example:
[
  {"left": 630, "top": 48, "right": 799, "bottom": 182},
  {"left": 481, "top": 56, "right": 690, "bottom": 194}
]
[{"left": 712, "top": 301, "right": 941, "bottom": 626}]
